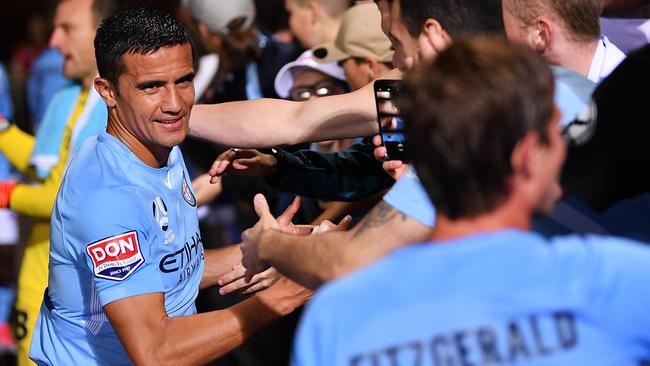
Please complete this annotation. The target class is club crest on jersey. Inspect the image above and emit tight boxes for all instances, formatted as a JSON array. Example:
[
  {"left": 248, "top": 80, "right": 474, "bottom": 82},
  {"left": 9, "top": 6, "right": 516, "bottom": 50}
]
[
  {"left": 86, "top": 231, "right": 144, "bottom": 281},
  {"left": 182, "top": 175, "right": 197, "bottom": 207}
]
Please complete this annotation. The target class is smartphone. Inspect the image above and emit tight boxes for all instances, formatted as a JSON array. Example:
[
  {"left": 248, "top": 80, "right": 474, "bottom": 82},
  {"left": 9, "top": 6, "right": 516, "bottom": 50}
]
[{"left": 374, "top": 79, "right": 408, "bottom": 161}]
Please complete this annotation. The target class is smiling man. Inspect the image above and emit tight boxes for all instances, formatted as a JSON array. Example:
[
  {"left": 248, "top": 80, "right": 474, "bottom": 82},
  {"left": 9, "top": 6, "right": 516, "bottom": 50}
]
[{"left": 29, "top": 7, "right": 309, "bottom": 365}]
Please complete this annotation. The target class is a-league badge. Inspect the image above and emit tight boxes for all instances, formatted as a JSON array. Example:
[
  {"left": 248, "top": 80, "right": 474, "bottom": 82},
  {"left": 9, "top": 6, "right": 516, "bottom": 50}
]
[{"left": 182, "top": 174, "right": 197, "bottom": 207}]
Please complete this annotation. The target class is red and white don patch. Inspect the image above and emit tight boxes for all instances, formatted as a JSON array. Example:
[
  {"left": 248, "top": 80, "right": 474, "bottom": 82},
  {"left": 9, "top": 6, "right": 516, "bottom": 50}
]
[{"left": 86, "top": 231, "right": 144, "bottom": 281}]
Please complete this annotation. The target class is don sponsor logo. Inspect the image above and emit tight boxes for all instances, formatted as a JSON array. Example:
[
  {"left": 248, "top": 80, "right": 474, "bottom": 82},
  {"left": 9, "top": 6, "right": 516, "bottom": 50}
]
[{"left": 86, "top": 231, "right": 144, "bottom": 281}]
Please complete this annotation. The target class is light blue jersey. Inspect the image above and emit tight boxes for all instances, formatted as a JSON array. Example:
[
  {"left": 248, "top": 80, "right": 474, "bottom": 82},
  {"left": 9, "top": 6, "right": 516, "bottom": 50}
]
[
  {"left": 382, "top": 166, "right": 435, "bottom": 227},
  {"left": 30, "top": 131, "right": 204, "bottom": 365},
  {"left": 293, "top": 230, "right": 650, "bottom": 366}
]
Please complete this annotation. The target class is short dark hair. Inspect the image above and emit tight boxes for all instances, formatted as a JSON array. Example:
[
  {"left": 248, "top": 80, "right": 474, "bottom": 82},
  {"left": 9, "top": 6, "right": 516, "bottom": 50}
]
[
  {"left": 94, "top": 6, "right": 193, "bottom": 89},
  {"left": 400, "top": 36, "right": 555, "bottom": 220},
  {"left": 399, "top": 0, "right": 505, "bottom": 38}
]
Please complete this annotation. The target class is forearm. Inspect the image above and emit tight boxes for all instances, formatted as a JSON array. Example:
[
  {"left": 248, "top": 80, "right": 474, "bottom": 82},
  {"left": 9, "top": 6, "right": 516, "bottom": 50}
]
[
  {"left": 9, "top": 142, "right": 70, "bottom": 218},
  {"left": 265, "top": 145, "right": 393, "bottom": 201},
  {"left": 189, "top": 84, "right": 379, "bottom": 148},
  {"left": 257, "top": 201, "right": 433, "bottom": 290},
  {"left": 0, "top": 125, "right": 36, "bottom": 174},
  {"left": 200, "top": 244, "right": 242, "bottom": 289},
  {"left": 258, "top": 230, "right": 349, "bottom": 289},
  {"left": 121, "top": 296, "right": 287, "bottom": 366},
  {"left": 9, "top": 183, "right": 57, "bottom": 218}
]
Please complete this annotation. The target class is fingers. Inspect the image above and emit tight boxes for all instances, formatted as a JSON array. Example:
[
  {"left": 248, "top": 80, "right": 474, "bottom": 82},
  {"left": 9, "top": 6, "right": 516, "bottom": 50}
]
[
  {"left": 311, "top": 220, "right": 337, "bottom": 235},
  {"left": 337, "top": 215, "right": 353, "bottom": 231},
  {"left": 382, "top": 160, "right": 408, "bottom": 180},
  {"left": 277, "top": 196, "right": 301, "bottom": 226},
  {"left": 209, "top": 150, "right": 236, "bottom": 177},
  {"left": 217, "top": 265, "right": 245, "bottom": 287},
  {"left": 244, "top": 267, "right": 256, "bottom": 283},
  {"left": 241, "top": 267, "right": 281, "bottom": 294},
  {"left": 292, "top": 224, "right": 316, "bottom": 235},
  {"left": 372, "top": 134, "right": 383, "bottom": 147},
  {"left": 374, "top": 144, "right": 388, "bottom": 163},
  {"left": 253, "top": 194, "right": 272, "bottom": 219}
]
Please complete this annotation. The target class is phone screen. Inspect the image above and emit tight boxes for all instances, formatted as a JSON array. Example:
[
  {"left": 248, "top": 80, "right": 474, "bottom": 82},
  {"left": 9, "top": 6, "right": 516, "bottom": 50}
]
[{"left": 374, "top": 80, "right": 408, "bottom": 161}]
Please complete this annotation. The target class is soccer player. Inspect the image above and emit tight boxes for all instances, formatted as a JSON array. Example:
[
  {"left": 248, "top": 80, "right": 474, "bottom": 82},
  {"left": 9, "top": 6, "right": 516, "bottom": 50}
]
[{"left": 29, "top": 7, "right": 309, "bottom": 365}]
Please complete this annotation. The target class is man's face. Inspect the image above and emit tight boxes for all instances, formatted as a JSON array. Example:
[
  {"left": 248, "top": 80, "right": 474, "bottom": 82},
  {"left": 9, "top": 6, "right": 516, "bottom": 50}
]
[
  {"left": 112, "top": 44, "right": 195, "bottom": 158},
  {"left": 535, "top": 107, "right": 567, "bottom": 214},
  {"left": 49, "top": 0, "right": 98, "bottom": 83},
  {"left": 291, "top": 69, "right": 348, "bottom": 100},
  {"left": 376, "top": 0, "right": 418, "bottom": 70},
  {"left": 286, "top": 0, "right": 318, "bottom": 48}
]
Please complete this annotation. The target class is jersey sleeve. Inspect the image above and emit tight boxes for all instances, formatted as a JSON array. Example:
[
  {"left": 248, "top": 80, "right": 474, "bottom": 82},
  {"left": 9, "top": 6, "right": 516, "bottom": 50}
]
[
  {"left": 67, "top": 187, "right": 165, "bottom": 307},
  {"left": 382, "top": 166, "right": 436, "bottom": 228}
]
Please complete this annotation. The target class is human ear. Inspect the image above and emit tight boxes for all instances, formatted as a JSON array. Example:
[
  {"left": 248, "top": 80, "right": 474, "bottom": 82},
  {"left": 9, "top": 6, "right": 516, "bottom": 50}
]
[
  {"left": 530, "top": 17, "right": 553, "bottom": 52},
  {"left": 418, "top": 18, "right": 451, "bottom": 63},
  {"left": 94, "top": 77, "right": 117, "bottom": 108}
]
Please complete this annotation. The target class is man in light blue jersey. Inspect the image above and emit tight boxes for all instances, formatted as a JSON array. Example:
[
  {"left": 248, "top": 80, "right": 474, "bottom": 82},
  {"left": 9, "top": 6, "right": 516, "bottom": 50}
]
[
  {"left": 293, "top": 36, "right": 650, "bottom": 366},
  {"left": 29, "top": 7, "right": 310, "bottom": 366}
]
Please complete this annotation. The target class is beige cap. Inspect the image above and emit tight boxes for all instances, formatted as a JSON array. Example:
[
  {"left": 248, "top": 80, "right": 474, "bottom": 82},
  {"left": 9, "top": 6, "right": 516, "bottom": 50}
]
[
  {"left": 184, "top": 0, "right": 255, "bottom": 35},
  {"left": 312, "top": 3, "right": 393, "bottom": 64}
]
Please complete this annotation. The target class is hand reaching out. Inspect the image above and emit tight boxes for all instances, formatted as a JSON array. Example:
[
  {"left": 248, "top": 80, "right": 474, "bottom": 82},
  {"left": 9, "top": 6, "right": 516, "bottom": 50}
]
[{"left": 208, "top": 148, "right": 278, "bottom": 184}]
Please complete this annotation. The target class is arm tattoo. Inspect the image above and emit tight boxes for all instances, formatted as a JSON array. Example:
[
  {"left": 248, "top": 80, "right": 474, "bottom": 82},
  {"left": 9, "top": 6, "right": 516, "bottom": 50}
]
[{"left": 352, "top": 201, "right": 407, "bottom": 239}]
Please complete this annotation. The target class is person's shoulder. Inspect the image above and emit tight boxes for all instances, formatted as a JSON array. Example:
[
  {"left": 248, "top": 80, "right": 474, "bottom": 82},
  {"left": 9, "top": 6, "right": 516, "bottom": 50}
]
[
  {"left": 312, "top": 244, "right": 428, "bottom": 310},
  {"left": 547, "top": 234, "right": 650, "bottom": 274},
  {"left": 61, "top": 142, "right": 151, "bottom": 217}
]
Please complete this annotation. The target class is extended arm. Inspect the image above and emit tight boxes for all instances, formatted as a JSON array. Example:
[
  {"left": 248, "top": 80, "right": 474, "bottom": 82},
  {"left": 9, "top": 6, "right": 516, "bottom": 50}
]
[
  {"left": 209, "top": 144, "right": 394, "bottom": 202},
  {"left": 104, "top": 277, "right": 310, "bottom": 366},
  {"left": 245, "top": 201, "right": 432, "bottom": 289},
  {"left": 188, "top": 69, "right": 402, "bottom": 147},
  {"left": 265, "top": 144, "right": 394, "bottom": 201}
]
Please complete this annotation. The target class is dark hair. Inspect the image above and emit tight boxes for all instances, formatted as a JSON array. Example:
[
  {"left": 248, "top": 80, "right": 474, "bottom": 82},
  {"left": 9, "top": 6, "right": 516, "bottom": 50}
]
[
  {"left": 94, "top": 6, "right": 193, "bottom": 89},
  {"left": 399, "top": 0, "right": 505, "bottom": 38},
  {"left": 400, "top": 36, "right": 555, "bottom": 220}
]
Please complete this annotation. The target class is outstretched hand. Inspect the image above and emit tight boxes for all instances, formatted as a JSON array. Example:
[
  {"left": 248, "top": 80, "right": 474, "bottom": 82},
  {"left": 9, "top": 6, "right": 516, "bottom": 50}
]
[
  {"left": 208, "top": 149, "right": 278, "bottom": 183},
  {"left": 217, "top": 265, "right": 281, "bottom": 295},
  {"left": 240, "top": 195, "right": 313, "bottom": 282}
]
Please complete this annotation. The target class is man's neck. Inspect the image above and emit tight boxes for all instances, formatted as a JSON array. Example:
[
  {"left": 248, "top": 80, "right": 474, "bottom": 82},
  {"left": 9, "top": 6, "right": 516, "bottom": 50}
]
[
  {"left": 106, "top": 118, "right": 171, "bottom": 169},
  {"left": 431, "top": 198, "right": 532, "bottom": 243},
  {"left": 546, "top": 37, "right": 599, "bottom": 77}
]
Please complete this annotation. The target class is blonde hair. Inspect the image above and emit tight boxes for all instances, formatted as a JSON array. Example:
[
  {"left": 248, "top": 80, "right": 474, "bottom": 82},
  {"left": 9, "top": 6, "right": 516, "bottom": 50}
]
[{"left": 505, "top": 0, "right": 602, "bottom": 41}]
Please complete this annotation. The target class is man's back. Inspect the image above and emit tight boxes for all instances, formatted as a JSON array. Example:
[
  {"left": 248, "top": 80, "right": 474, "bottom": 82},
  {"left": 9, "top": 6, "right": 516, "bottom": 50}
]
[
  {"left": 294, "top": 230, "right": 650, "bottom": 365},
  {"left": 30, "top": 131, "right": 204, "bottom": 365}
]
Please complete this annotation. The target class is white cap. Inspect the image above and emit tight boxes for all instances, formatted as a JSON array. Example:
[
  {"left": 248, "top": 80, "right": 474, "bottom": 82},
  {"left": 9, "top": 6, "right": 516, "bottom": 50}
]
[
  {"left": 274, "top": 50, "right": 347, "bottom": 99},
  {"left": 184, "top": 0, "right": 255, "bottom": 34}
]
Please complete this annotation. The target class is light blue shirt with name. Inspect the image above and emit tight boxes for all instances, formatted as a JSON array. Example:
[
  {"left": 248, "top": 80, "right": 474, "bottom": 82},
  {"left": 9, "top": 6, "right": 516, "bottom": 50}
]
[{"left": 293, "top": 230, "right": 650, "bottom": 366}]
